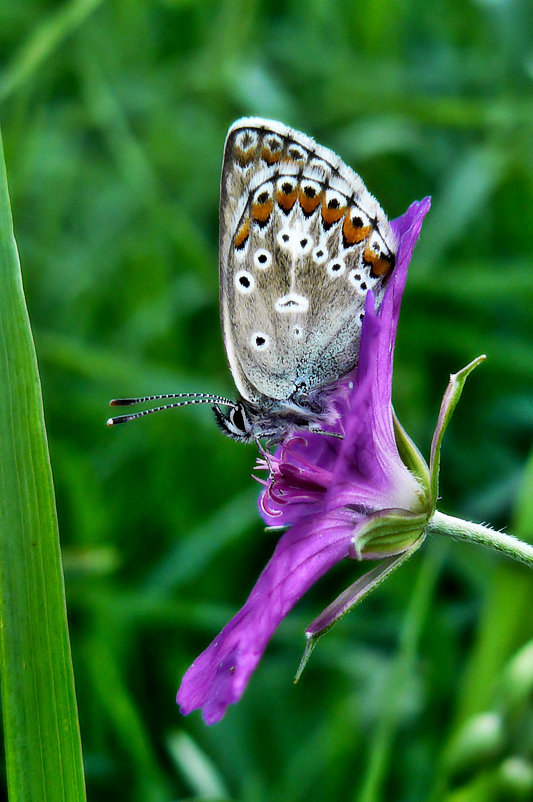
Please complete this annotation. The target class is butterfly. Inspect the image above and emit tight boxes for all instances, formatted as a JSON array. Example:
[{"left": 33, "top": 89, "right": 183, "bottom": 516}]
[{"left": 108, "top": 118, "right": 397, "bottom": 446}]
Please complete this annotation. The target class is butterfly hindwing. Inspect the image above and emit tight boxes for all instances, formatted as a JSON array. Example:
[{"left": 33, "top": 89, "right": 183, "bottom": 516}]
[{"left": 219, "top": 117, "right": 397, "bottom": 407}]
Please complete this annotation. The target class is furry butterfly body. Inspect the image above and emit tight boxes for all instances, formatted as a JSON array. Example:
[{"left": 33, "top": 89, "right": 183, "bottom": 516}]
[{"left": 109, "top": 119, "right": 398, "bottom": 445}]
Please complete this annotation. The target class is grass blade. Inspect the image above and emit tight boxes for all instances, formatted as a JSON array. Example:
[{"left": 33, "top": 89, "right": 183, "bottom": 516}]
[{"left": 0, "top": 131, "right": 86, "bottom": 800}]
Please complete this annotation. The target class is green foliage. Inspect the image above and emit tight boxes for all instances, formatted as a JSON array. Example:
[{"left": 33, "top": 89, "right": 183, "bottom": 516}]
[{"left": 0, "top": 1, "right": 532, "bottom": 800}]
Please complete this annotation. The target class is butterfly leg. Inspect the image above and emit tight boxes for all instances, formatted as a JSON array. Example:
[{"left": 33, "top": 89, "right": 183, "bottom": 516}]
[
  {"left": 255, "top": 436, "right": 275, "bottom": 476},
  {"left": 308, "top": 425, "right": 344, "bottom": 440}
]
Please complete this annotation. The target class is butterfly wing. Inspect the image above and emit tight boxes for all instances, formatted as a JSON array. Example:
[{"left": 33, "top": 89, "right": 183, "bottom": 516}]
[{"left": 219, "top": 117, "right": 397, "bottom": 407}]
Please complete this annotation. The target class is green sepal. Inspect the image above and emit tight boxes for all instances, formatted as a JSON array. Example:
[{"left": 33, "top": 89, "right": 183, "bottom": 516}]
[
  {"left": 393, "top": 411, "right": 431, "bottom": 505},
  {"left": 429, "top": 355, "right": 486, "bottom": 508},
  {"left": 355, "top": 507, "right": 429, "bottom": 559},
  {"left": 295, "top": 538, "right": 423, "bottom": 682}
]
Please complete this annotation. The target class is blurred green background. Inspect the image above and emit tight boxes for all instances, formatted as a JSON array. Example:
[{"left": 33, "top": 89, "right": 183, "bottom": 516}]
[{"left": 1, "top": 1, "right": 533, "bottom": 800}]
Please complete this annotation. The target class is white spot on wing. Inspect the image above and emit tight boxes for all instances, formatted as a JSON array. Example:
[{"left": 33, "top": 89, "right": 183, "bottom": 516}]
[
  {"left": 265, "top": 135, "right": 282, "bottom": 151},
  {"left": 327, "top": 258, "right": 346, "bottom": 277},
  {"left": 277, "top": 176, "right": 297, "bottom": 193},
  {"left": 277, "top": 227, "right": 313, "bottom": 256},
  {"left": 287, "top": 145, "right": 306, "bottom": 162},
  {"left": 253, "top": 183, "right": 274, "bottom": 203},
  {"left": 251, "top": 331, "right": 270, "bottom": 350},
  {"left": 348, "top": 269, "right": 368, "bottom": 292},
  {"left": 235, "top": 130, "right": 258, "bottom": 150},
  {"left": 324, "top": 188, "right": 346, "bottom": 208},
  {"left": 277, "top": 228, "right": 292, "bottom": 249},
  {"left": 308, "top": 158, "right": 329, "bottom": 174},
  {"left": 348, "top": 269, "right": 361, "bottom": 286},
  {"left": 301, "top": 179, "right": 321, "bottom": 200},
  {"left": 352, "top": 208, "right": 371, "bottom": 227},
  {"left": 275, "top": 293, "right": 309, "bottom": 314},
  {"left": 235, "top": 270, "right": 255, "bottom": 294},
  {"left": 296, "top": 234, "right": 313, "bottom": 254},
  {"left": 254, "top": 249, "right": 272, "bottom": 269},
  {"left": 313, "top": 246, "right": 328, "bottom": 264}
]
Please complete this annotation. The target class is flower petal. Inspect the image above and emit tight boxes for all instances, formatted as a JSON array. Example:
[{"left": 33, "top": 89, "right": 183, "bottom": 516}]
[{"left": 177, "top": 513, "right": 354, "bottom": 724}]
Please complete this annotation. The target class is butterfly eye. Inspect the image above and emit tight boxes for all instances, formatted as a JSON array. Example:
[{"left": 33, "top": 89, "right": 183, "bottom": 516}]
[
  {"left": 211, "top": 402, "right": 253, "bottom": 442},
  {"left": 230, "top": 405, "right": 248, "bottom": 433}
]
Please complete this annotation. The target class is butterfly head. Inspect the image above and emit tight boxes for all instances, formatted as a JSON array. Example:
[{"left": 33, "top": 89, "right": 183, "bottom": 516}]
[{"left": 212, "top": 390, "right": 337, "bottom": 445}]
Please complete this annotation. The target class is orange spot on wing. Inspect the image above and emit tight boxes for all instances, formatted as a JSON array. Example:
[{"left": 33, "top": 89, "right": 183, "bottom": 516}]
[
  {"left": 261, "top": 147, "right": 282, "bottom": 165},
  {"left": 276, "top": 186, "right": 298, "bottom": 212},
  {"left": 299, "top": 186, "right": 322, "bottom": 215},
  {"left": 252, "top": 199, "right": 274, "bottom": 224},
  {"left": 342, "top": 211, "right": 372, "bottom": 245},
  {"left": 281, "top": 152, "right": 303, "bottom": 165},
  {"left": 234, "top": 218, "right": 250, "bottom": 249},
  {"left": 321, "top": 199, "right": 347, "bottom": 226},
  {"left": 363, "top": 246, "right": 395, "bottom": 277},
  {"left": 234, "top": 145, "right": 256, "bottom": 167}
]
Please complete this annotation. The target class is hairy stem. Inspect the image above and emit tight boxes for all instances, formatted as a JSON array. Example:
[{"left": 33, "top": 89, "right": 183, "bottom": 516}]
[{"left": 428, "top": 511, "right": 533, "bottom": 569}]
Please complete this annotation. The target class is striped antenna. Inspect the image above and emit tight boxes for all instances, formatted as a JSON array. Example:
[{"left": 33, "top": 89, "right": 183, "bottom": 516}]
[{"left": 107, "top": 393, "right": 237, "bottom": 426}]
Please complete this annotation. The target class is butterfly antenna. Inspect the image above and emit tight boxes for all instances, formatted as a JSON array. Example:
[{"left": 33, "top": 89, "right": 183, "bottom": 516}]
[{"left": 107, "top": 393, "right": 237, "bottom": 426}]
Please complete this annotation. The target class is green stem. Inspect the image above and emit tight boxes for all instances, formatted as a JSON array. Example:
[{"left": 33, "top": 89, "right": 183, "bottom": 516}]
[{"left": 428, "top": 511, "right": 533, "bottom": 569}]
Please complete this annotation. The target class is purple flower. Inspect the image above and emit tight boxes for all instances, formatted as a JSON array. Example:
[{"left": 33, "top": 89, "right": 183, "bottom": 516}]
[{"left": 177, "top": 198, "right": 432, "bottom": 725}]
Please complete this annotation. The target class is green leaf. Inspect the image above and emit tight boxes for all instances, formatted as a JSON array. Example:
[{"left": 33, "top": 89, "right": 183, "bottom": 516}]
[{"left": 0, "top": 131, "right": 86, "bottom": 799}]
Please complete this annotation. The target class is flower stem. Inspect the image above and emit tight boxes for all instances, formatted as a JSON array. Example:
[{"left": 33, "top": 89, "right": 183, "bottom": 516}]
[{"left": 428, "top": 511, "right": 533, "bottom": 568}]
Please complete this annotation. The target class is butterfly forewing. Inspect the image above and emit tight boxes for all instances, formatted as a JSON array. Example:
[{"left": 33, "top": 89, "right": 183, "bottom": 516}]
[{"left": 219, "top": 117, "right": 397, "bottom": 408}]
